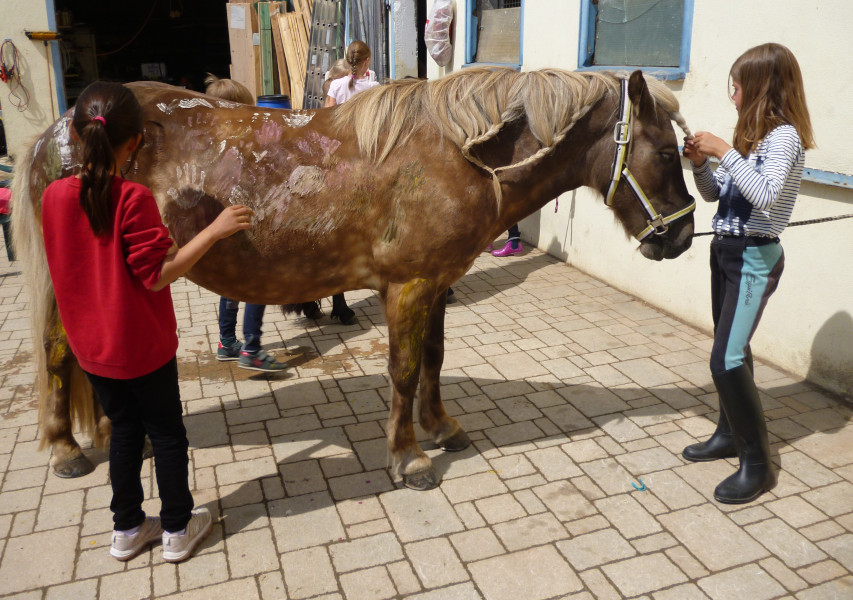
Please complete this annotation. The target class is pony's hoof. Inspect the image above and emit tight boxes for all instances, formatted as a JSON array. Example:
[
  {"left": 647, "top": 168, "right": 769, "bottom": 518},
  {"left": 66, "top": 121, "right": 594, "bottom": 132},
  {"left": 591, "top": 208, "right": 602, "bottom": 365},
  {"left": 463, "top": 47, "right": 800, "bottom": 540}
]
[
  {"left": 403, "top": 468, "right": 441, "bottom": 491},
  {"left": 303, "top": 301, "right": 324, "bottom": 320},
  {"left": 53, "top": 454, "right": 95, "bottom": 478},
  {"left": 142, "top": 436, "right": 154, "bottom": 460},
  {"left": 440, "top": 429, "right": 472, "bottom": 452},
  {"left": 331, "top": 308, "right": 358, "bottom": 326}
]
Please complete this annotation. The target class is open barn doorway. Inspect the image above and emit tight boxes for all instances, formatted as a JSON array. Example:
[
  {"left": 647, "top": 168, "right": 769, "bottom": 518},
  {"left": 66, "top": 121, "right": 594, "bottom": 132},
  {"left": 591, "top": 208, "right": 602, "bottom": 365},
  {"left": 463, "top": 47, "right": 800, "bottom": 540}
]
[{"left": 53, "top": 0, "right": 231, "bottom": 106}]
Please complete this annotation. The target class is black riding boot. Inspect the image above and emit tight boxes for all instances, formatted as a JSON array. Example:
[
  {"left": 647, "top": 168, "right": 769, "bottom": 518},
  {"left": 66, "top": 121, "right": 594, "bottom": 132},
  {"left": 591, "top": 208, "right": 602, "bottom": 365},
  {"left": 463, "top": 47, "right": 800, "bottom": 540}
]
[
  {"left": 682, "top": 410, "right": 735, "bottom": 461},
  {"left": 682, "top": 347, "right": 753, "bottom": 462},
  {"left": 330, "top": 293, "right": 357, "bottom": 325},
  {"left": 712, "top": 363, "right": 775, "bottom": 504}
]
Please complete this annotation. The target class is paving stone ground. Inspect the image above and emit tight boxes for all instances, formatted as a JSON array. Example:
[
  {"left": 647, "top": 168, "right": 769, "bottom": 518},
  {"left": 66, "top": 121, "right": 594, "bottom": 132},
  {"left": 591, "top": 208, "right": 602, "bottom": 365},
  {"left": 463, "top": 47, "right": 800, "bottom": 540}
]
[{"left": 1, "top": 233, "right": 852, "bottom": 600}]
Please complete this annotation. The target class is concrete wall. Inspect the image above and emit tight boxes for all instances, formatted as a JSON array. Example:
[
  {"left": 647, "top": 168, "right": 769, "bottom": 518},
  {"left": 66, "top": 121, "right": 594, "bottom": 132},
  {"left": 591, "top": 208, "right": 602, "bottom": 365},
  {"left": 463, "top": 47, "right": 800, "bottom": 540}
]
[
  {"left": 1, "top": 0, "right": 59, "bottom": 159},
  {"left": 428, "top": 1, "right": 853, "bottom": 398}
]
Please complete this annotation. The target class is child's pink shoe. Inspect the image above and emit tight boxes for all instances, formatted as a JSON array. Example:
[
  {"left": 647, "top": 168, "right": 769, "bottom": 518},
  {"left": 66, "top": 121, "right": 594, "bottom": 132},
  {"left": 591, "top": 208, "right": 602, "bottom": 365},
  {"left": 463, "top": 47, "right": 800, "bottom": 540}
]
[{"left": 491, "top": 241, "right": 522, "bottom": 257}]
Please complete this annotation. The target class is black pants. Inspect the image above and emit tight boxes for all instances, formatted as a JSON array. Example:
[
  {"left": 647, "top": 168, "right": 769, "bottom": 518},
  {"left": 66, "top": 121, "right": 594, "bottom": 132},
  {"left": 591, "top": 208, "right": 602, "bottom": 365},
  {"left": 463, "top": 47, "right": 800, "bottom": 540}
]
[{"left": 85, "top": 357, "right": 193, "bottom": 532}]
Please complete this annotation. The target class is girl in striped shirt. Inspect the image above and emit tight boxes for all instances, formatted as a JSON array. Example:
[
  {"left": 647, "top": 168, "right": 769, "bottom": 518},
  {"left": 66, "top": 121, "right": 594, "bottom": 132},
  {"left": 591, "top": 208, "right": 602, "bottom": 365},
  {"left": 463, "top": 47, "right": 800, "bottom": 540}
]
[{"left": 682, "top": 43, "right": 815, "bottom": 504}]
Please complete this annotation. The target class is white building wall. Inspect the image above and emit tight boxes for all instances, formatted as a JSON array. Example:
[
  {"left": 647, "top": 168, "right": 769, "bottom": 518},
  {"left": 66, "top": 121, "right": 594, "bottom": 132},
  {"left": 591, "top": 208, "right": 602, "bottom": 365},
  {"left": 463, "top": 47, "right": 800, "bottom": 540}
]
[
  {"left": 1, "top": 0, "right": 58, "bottom": 159},
  {"left": 428, "top": 1, "right": 853, "bottom": 398}
]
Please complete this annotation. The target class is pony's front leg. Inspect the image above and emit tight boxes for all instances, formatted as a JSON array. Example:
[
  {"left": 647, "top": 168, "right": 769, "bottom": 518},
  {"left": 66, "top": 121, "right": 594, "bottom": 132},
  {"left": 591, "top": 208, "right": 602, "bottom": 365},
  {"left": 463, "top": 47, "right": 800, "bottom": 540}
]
[
  {"left": 418, "top": 288, "right": 471, "bottom": 452},
  {"left": 384, "top": 279, "right": 439, "bottom": 490},
  {"left": 43, "top": 318, "right": 95, "bottom": 478}
]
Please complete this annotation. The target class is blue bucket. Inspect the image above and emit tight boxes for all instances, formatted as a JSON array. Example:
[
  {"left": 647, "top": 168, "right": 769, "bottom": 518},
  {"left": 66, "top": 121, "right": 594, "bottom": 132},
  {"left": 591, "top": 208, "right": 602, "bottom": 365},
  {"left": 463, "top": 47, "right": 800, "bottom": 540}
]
[{"left": 256, "top": 94, "right": 291, "bottom": 109}]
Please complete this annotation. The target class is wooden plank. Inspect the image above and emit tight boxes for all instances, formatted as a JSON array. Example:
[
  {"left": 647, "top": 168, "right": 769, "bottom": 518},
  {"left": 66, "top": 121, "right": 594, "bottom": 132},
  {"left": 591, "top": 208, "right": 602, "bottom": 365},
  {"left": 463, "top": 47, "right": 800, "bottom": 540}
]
[
  {"left": 270, "top": 12, "right": 291, "bottom": 97},
  {"left": 226, "top": 2, "right": 258, "bottom": 99},
  {"left": 277, "top": 12, "right": 304, "bottom": 107},
  {"left": 257, "top": 2, "right": 274, "bottom": 95},
  {"left": 250, "top": 4, "right": 262, "bottom": 97}
]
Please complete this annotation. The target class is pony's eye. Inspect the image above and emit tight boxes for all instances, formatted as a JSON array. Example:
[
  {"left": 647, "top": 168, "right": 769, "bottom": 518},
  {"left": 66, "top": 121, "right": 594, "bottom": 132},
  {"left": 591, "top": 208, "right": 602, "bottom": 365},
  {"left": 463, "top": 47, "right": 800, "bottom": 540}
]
[{"left": 659, "top": 151, "right": 675, "bottom": 161}]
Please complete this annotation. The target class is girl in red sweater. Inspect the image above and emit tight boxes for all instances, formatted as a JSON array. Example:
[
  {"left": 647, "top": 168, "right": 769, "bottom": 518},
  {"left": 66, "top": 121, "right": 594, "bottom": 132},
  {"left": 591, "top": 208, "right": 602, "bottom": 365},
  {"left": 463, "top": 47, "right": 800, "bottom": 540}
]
[{"left": 41, "top": 81, "right": 252, "bottom": 562}]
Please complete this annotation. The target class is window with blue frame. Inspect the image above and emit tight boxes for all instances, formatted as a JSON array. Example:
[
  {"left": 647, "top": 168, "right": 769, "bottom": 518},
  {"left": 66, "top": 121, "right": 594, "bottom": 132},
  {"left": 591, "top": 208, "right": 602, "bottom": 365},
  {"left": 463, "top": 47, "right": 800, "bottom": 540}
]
[
  {"left": 466, "top": 0, "right": 523, "bottom": 67},
  {"left": 578, "top": 0, "right": 694, "bottom": 80}
]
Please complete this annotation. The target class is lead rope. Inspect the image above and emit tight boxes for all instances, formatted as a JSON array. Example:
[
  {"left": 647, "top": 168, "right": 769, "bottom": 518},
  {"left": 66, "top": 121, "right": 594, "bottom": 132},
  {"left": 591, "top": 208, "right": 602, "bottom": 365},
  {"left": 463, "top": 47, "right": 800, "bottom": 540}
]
[{"left": 693, "top": 213, "right": 853, "bottom": 237}]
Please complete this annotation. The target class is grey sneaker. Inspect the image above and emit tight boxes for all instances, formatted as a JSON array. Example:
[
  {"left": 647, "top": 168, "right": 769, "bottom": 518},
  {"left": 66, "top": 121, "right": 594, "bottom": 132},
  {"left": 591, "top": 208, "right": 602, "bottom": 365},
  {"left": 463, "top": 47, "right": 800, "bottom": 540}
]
[
  {"left": 217, "top": 339, "right": 243, "bottom": 361},
  {"left": 238, "top": 349, "right": 288, "bottom": 372},
  {"left": 110, "top": 516, "right": 163, "bottom": 561},
  {"left": 162, "top": 508, "right": 213, "bottom": 563}
]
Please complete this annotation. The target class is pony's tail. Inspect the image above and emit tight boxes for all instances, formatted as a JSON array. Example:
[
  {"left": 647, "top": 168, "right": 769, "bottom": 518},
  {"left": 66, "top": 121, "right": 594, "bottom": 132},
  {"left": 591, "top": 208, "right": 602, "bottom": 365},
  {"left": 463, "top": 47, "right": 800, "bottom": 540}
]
[{"left": 11, "top": 141, "right": 99, "bottom": 450}]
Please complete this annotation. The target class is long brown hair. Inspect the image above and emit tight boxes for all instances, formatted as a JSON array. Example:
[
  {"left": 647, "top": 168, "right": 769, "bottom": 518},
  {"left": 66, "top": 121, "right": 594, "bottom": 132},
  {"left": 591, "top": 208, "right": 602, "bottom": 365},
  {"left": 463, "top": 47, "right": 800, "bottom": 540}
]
[
  {"left": 730, "top": 43, "right": 815, "bottom": 155},
  {"left": 71, "top": 82, "right": 143, "bottom": 236},
  {"left": 345, "top": 40, "right": 371, "bottom": 90}
]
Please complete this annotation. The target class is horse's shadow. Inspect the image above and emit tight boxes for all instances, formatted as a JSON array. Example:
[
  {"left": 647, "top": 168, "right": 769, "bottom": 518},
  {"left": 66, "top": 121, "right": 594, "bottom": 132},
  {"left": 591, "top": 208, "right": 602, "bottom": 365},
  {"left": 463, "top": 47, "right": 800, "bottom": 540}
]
[{"left": 179, "top": 365, "right": 849, "bottom": 553}]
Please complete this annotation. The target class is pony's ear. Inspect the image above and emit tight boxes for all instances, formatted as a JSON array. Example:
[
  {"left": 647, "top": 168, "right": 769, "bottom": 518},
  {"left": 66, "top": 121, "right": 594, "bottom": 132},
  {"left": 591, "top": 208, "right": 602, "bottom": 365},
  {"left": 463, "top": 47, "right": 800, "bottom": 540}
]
[{"left": 627, "top": 70, "right": 654, "bottom": 120}]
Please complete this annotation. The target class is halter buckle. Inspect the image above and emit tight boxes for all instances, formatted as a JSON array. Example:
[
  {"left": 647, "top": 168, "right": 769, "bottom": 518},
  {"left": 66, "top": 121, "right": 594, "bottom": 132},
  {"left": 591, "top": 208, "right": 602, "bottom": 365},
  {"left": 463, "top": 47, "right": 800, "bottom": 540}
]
[
  {"left": 613, "top": 120, "right": 631, "bottom": 145},
  {"left": 648, "top": 214, "right": 669, "bottom": 236}
]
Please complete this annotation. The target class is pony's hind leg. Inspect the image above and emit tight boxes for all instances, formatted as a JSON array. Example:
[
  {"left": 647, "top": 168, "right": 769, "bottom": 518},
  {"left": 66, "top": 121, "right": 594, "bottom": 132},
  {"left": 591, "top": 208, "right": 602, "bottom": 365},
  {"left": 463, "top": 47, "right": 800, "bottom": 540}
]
[
  {"left": 384, "top": 279, "right": 440, "bottom": 490},
  {"left": 418, "top": 288, "right": 471, "bottom": 453},
  {"left": 43, "top": 319, "right": 95, "bottom": 478}
]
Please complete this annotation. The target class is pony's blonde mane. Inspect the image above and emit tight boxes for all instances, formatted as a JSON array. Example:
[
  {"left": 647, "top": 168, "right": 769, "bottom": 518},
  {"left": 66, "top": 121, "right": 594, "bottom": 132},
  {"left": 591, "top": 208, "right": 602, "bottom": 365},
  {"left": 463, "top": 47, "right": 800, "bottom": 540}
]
[
  {"left": 335, "top": 67, "right": 691, "bottom": 161},
  {"left": 333, "top": 68, "right": 691, "bottom": 207}
]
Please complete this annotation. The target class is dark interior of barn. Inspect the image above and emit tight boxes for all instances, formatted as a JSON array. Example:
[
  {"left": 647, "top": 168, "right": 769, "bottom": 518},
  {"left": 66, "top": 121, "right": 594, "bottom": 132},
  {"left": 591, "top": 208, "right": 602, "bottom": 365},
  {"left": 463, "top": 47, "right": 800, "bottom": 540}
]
[{"left": 54, "top": 0, "right": 232, "bottom": 104}]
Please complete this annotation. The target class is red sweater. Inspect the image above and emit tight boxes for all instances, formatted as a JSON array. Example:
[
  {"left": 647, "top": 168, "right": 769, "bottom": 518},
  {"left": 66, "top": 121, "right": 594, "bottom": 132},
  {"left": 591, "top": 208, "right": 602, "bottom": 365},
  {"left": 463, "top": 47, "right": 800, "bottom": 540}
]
[{"left": 42, "top": 176, "right": 178, "bottom": 379}]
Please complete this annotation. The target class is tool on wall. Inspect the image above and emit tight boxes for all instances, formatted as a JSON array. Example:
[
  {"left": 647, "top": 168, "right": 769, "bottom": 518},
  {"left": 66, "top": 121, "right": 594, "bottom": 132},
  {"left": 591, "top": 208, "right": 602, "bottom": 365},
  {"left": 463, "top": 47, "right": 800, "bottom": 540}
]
[{"left": 1, "top": 39, "right": 30, "bottom": 111}]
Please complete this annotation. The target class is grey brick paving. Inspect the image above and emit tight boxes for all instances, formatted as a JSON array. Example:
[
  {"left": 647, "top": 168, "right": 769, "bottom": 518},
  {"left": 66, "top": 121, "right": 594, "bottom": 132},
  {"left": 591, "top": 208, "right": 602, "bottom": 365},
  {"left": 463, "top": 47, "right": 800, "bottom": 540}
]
[{"left": 1, "top": 239, "right": 852, "bottom": 599}]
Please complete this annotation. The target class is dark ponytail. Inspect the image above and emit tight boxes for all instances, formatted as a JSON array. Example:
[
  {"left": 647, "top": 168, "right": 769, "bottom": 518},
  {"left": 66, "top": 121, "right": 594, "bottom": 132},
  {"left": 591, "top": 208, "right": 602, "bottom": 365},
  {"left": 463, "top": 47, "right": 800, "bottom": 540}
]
[{"left": 71, "top": 82, "right": 143, "bottom": 236}]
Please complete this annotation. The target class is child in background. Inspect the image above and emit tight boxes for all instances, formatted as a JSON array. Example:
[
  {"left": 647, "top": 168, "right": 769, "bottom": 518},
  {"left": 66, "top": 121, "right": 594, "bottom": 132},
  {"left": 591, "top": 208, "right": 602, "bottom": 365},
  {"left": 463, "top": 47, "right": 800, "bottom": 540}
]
[
  {"left": 325, "top": 40, "right": 379, "bottom": 107},
  {"left": 41, "top": 81, "right": 253, "bottom": 561},
  {"left": 204, "top": 74, "right": 288, "bottom": 372},
  {"left": 682, "top": 43, "right": 815, "bottom": 504},
  {"left": 323, "top": 58, "right": 350, "bottom": 99},
  {"left": 314, "top": 43, "right": 381, "bottom": 323}
]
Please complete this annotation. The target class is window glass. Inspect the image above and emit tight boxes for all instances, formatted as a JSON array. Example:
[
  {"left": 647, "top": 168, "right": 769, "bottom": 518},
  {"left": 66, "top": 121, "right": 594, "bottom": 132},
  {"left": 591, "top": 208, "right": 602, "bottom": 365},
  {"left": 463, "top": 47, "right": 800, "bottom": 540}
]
[
  {"left": 578, "top": 0, "right": 693, "bottom": 80},
  {"left": 468, "top": 0, "right": 522, "bottom": 66},
  {"left": 594, "top": 0, "right": 683, "bottom": 67}
]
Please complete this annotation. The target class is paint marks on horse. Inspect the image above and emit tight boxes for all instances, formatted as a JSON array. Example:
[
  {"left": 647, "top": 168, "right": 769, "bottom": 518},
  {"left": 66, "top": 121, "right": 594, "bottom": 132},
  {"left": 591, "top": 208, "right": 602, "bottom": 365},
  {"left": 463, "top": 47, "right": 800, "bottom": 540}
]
[
  {"left": 289, "top": 165, "right": 325, "bottom": 198},
  {"left": 282, "top": 111, "right": 314, "bottom": 128},
  {"left": 167, "top": 163, "right": 207, "bottom": 208},
  {"left": 156, "top": 98, "right": 215, "bottom": 115},
  {"left": 256, "top": 120, "right": 285, "bottom": 147}
]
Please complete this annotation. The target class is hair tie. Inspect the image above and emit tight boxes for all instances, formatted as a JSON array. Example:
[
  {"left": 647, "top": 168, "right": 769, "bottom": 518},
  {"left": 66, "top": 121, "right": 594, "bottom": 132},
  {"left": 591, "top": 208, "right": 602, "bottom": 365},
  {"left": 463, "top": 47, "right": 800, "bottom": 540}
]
[{"left": 91, "top": 116, "right": 106, "bottom": 126}]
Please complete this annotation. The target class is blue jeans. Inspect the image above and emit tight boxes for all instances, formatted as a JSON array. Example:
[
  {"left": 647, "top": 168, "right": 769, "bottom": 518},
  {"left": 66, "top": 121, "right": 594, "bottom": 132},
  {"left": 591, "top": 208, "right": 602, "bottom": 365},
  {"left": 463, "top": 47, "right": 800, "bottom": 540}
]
[
  {"left": 507, "top": 223, "right": 520, "bottom": 248},
  {"left": 219, "top": 298, "right": 266, "bottom": 353},
  {"left": 84, "top": 357, "right": 194, "bottom": 533}
]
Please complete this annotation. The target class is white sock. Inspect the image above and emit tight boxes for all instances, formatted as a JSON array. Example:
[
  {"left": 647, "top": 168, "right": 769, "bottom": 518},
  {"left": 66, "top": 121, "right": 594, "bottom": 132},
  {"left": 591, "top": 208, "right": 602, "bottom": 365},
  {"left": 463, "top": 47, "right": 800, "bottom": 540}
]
[
  {"left": 164, "top": 527, "right": 186, "bottom": 537},
  {"left": 117, "top": 524, "right": 141, "bottom": 536}
]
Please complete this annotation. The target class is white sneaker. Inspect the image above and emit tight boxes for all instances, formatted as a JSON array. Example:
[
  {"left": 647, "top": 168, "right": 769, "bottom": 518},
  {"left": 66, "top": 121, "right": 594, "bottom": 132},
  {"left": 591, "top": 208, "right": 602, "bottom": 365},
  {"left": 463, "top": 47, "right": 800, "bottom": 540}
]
[
  {"left": 162, "top": 508, "right": 213, "bottom": 563},
  {"left": 110, "top": 517, "right": 163, "bottom": 561}
]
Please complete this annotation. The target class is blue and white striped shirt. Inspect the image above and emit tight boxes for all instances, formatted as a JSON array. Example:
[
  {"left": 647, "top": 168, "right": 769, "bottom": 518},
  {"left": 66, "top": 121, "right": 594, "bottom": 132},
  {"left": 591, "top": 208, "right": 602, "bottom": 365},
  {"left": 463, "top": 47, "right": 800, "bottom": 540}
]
[{"left": 692, "top": 124, "right": 805, "bottom": 237}]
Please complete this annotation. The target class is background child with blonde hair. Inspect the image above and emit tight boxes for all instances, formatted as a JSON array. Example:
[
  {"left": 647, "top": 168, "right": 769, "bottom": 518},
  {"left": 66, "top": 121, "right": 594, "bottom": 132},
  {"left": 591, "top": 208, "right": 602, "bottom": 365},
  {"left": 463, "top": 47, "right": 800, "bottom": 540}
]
[{"left": 204, "top": 74, "right": 288, "bottom": 372}]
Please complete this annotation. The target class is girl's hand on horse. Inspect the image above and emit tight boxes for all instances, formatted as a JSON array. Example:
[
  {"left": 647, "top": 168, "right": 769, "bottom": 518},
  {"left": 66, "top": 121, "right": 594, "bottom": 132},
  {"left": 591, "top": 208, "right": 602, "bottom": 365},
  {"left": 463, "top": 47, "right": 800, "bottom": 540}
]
[
  {"left": 151, "top": 204, "right": 254, "bottom": 292},
  {"left": 688, "top": 131, "right": 733, "bottom": 162},
  {"left": 209, "top": 205, "right": 254, "bottom": 240}
]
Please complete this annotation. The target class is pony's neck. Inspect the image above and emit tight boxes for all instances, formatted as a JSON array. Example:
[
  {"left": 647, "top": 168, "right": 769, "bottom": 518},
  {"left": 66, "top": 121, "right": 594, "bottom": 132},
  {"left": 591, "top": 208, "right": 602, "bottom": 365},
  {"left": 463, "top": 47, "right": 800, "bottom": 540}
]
[{"left": 481, "top": 97, "right": 613, "bottom": 227}]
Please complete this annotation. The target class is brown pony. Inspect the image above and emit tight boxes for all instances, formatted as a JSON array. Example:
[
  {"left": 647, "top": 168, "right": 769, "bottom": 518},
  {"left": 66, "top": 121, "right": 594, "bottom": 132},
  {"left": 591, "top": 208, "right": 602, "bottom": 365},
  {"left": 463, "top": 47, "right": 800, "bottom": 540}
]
[{"left": 12, "top": 68, "right": 695, "bottom": 489}]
